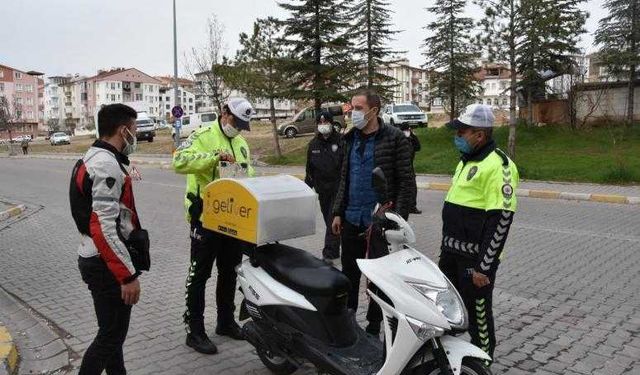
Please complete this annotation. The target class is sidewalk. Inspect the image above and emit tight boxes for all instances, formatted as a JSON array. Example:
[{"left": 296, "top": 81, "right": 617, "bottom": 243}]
[{"left": 5, "top": 153, "right": 640, "bottom": 205}]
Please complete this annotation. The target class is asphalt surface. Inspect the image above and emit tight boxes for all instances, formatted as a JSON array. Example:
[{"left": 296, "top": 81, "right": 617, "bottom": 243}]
[{"left": 0, "top": 157, "right": 639, "bottom": 374}]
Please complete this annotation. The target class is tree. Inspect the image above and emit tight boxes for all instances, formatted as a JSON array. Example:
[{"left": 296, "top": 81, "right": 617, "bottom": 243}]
[
  {"left": 595, "top": 0, "right": 640, "bottom": 124},
  {"left": 279, "top": 0, "right": 354, "bottom": 110},
  {"left": 0, "top": 96, "right": 23, "bottom": 156},
  {"left": 226, "top": 17, "right": 294, "bottom": 158},
  {"left": 47, "top": 118, "right": 61, "bottom": 133},
  {"left": 185, "top": 14, "right": 232, "bottom": 113},
  {"left": 424, "top": 0, "right": 481, "bottom": 123},
  {"left": 476, "top": 0, "right": 587, "bottom": 157},
  {"left": 348, "top": 0, "right": 403, "bottom": 99}
]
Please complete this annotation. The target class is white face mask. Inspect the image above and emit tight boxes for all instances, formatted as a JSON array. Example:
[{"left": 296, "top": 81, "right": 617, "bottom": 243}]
[
  {"left": 403, "top": 130, "right": 411, "bottom": 137},
  {"left": 222, "top": 123, "right": 240, "bottom": 138},
  {"left": 352, "top": 110, "right": 367, "bottom": 129},
  {"left": 317, "top": 124, "right": 332, "bottom": 135},
  {"left": 122, "top": 128, "right": 137, "bottom": 155}
]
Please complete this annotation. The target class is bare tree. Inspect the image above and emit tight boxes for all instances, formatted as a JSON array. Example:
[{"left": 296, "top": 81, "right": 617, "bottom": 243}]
[
  {"left": 570, "top": 83, "right": 610, "bottom": 129},
  {"left": 184, "top": 14, "right": 232, "bottom": 113},
  {"left": 0, "top": 96, "right": 23, "bottom": 155}
]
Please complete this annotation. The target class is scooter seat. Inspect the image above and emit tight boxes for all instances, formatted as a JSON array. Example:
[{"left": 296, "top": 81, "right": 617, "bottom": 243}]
[{"left": 255, "top": 243, "right": 350, "bottom": 297}]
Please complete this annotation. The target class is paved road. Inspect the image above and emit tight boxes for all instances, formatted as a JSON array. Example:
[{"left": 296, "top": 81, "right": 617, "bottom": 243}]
[{"left": 0, "top": 158, "right": 639, "bottom": 375}]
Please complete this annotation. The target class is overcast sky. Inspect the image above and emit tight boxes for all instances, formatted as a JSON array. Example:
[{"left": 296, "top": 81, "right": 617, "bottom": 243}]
[{"left": 1, "top": 0, "right": 606, "bottom": 79}]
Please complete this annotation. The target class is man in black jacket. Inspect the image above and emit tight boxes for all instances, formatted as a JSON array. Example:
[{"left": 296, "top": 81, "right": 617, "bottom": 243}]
[
  {"left": 331, "top": 90, "right": 413, "bottom": 335},
  {"left": 399, "top": 122, "right": 422, "bottom": 214},
  {"left": 305, "top": 110, "right": 344, "bottom": 263}
]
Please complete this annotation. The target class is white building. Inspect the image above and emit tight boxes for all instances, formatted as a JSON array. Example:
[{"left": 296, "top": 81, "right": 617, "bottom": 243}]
[
  {"left": 159, "top": 87, "right": 196, "bottom": 119},
  {"left": 547, "top": 55, "right": 590, "bottom": 98},
  {"left": 193, "top": 71, "right": 296, "bottom": 118},
  {"left": 378, "top": 59, "right": 430, "bottom": 107},
  {"left": 476, "top": 63, "right": 518, "bottom": 109}
]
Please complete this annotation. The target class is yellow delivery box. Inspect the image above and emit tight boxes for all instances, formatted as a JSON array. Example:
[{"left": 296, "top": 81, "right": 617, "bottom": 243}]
[{"left": 202, "top": 175, "right": 317, "bottom": 245}]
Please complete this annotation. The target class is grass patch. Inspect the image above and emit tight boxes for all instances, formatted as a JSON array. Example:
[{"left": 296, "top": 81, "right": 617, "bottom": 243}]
[{"left": 266, "top": 124, "right": 640, "bottom": 184}]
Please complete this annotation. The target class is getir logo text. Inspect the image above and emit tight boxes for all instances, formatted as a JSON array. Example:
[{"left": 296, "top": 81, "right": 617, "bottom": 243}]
[{"left": 211, "top": 197, "right": 253, "bottom": 218}]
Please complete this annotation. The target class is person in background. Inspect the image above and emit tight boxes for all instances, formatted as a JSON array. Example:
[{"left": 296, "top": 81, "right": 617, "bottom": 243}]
[
  {"left": 438, "top": 104, "right": 519, "bottom": 364},
  {"left": 172, "top": 98, "right": 255, "bottom": 355},
  {"left": 304, "top": 110, "right": 344, "bottom": 264},
  {"left": 399, "top": 122, "right": 422, "bottom": 214},
  {"left": 21, "top": 137, "right": 29, "bottom": 155}
]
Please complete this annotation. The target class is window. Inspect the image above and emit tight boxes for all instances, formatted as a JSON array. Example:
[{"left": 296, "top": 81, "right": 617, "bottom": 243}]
[
  {"left": 27, "top": 111, "right": 33, "bottom": 118},
  {"left": 189, "top": 98, "right": 193, "bottom": 103},
  {"left": 134, "top": 83, "right": 140, "bottom": 89},
  {"left": 189, "top": 105, "right": 194, "bottom": 111},
  {"left": 166, "top": 96, "right": 170, "bottom": 101},
  {"left": 111, "top": 83, "right": 115, "bottom": 90},
  {"left": 135, "top": 94, "right": 142, "bottom": 101},
  {"left": 0, "top": 71, "right": 3, "bottom": 78},
  {"left": 200, "top": 113, "right": 216, "bottom": 122},
  {"left": 26, "top": 98, "right": 33, "bottom": 105},
  {"left": 16, "top": 84, "right": 23, "bottom": 92},
  {"left": 0, "top": 83, "right": 3, "bottom": 92},
  {"left": 117, "top": 83, "right": 121, "bottom": 89},
  {"left": 166, "top": 104, "right": 170, "bottom": 109},
  {"left": 16, "top": 97, "right": 23, "bottom": 104},
  {"left": 26, "top": 85, "right": 33, "bottom": 92},
  {"left": 479, "top": 99, "right": 484, "bottom": 104},
  {"left": 159, "top": 96, "right": 162, "bottom": 101},
  {"left": 111, "top": 94, "right": 116, "bottom": 101},
  {"left": 14, "top": 72, "right": 22, "bottom": 79},
  {"left": 502, "top": 98, "right": 508, "bottom": 105},
  {"left": 117, "top": 94, "right": 120, "bottom": 100}
]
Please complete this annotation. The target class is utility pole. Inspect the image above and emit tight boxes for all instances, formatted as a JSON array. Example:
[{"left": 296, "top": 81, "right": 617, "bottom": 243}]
[{"left": 173, "top": 0, "right": 181, "bottom": 148}]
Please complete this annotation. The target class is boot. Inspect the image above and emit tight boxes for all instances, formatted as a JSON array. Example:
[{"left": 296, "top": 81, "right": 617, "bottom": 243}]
[
  {"left": 216, "top": 320, "right": 245, "bottom": 340},
  {"left": 186, "top": 331, "right": 218, "bottom": 354}
]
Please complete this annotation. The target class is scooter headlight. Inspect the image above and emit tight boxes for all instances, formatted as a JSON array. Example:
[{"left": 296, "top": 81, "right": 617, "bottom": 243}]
[{"left": 408, "top": 280, "right": 468, "bottom": 329}]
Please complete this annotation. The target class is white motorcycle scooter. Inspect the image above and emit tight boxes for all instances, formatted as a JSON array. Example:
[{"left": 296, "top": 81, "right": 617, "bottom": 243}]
[{"left": 236, "top": 168, "right": 492, "bottom": 375}]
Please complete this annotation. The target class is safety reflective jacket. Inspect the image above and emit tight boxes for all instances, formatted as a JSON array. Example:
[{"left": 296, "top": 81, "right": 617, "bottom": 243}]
[
  {"left": 441, "top": 140, "right": 519, "bottom": 275},
  {"left": 172, "top": 121, "right": 255, "bottom": 223}
]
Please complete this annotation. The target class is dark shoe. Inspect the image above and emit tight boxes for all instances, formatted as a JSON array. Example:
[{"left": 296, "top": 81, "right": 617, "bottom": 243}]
[
  {"left": 410, "top": 207, "right": 422, "bottom": 214},
  {"left": 216, "top": 321, "right": 245, "bottom": 340},
  {"left": 322, "top": 257, "right": 335, "bottom": 265},
  {"left": 365, "top": 321, "right": 381, "bottom": 336},
  {"left": 186, "top": 332, "right": 218, "bottom": 354}
]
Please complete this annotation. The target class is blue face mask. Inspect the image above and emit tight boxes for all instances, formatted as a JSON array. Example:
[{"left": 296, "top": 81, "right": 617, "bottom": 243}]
[{"left": 454, "top": 136, "right": 473, "bottom": 154}]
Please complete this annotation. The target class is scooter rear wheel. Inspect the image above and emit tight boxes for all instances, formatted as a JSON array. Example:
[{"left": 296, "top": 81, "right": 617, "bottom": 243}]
[
  {"left": 257, "top": 347, "right": 298, "bottom": 375},
  {"left": 414, "top": 358, "right": 492, "bottom": 375}
]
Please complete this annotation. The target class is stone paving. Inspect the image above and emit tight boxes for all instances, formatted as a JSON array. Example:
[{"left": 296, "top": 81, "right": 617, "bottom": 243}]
[{"left": 0, "top": 158, "right": 638, "bottom": 374}]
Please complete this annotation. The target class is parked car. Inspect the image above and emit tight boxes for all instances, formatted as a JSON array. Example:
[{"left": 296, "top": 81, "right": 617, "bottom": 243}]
[
  {"left": 171, "top": 112, "right": 218, "bottom": 140},
  {"left": 50, "top": 132, "right": 71, "bottom": 146},
  {"left": 277, "top": 105, "right": 345, "bottom": 138},
  {"left": 382, "top": 103, "right": 428, "bottom": 128},
  {"left": 135, "top": 117, "right": 156, "bottom": 142}
]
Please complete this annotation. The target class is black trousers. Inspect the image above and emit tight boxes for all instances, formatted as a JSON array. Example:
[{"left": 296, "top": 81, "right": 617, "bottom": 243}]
[
  {"left": 78, "top": 256, "right": 132, "bottom": 375},
  {"left": 438, "top": 252, "right": 497, "bottom": 360},
  {"left": 318, "top": 189, "right": 340, "bottom": 259},
  {"left": 183, "top": 221, "right": 244, "bottom": 334},
  {"left": 340, "top": 220, "right": 383, "bottom": 324},
  {"left": 22, "top": 147, "right": 28, "bottom": 155}
]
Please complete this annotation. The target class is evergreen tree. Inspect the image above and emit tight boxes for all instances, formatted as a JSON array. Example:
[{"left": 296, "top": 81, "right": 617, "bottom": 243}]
[
  {"left": 348, "top": 0, "right": 403, "bottom": 99},
  {"left": 224, "top": 18, "right": 292, "bottom": 158},
  {"left": 279, "top": 0, "right": 354, "bottom": 110},
  {"left": 595, "top": 0, "right": 640, "bottom": 124},
  {"left": 476, "top": 0, "right": 587, "bottom": 156},
  {"left": 424, "top": 0, "right": 481, "bottom": 122}
]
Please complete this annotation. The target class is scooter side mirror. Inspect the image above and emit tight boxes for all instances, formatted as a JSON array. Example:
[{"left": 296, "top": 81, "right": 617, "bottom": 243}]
[{"left": 372, "top": 167, "right": 387, "bottom": 198}]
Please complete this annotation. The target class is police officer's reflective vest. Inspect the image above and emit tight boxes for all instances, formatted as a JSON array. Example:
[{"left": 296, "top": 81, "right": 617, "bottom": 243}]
[{"left": 441, "top": 141, "right": 519, "bottom": 264}]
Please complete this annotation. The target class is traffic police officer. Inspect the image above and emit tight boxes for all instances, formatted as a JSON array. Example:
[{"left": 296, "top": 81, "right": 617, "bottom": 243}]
[
  {"left": 173, "top": 97, "right": 255, "bottom": 354},
  {"left": 438, "top": 104, "right": 519, "bottom": 363}
]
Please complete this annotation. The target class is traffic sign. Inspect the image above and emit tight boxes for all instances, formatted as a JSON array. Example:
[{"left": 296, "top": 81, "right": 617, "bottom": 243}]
[
  {"left": 171, "top": 105, "right": 184, "bottom": 119},
  {"left": 174, "top": 119, "right": 182, "bottom": 129}
]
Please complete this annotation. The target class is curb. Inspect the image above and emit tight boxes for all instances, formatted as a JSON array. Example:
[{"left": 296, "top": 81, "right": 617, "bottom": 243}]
[
  {"left": 0, "top": 205, "right": 26, "bottom": 222},
  {"left": 0, "top": 326, "right": 18, "bottom": 375},
  {"left": 6, "top": 154, "right": 640, "bottom": 205}
]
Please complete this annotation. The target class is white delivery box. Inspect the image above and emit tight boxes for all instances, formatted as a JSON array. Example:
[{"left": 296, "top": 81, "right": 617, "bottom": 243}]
[{"left": 202, "top": 175, "right": 317, "bottom": 245}]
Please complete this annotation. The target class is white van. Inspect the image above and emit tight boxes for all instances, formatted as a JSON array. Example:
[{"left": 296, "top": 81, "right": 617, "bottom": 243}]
[{"left": 172, "top": 112, "right": 218, "bottom": 140}]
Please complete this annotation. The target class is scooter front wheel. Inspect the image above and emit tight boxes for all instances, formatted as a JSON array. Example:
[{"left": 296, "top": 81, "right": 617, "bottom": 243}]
[
  {"left": 257, "top": 347, "right": 298, "bottom": 375},
  {"left": 413, "top": 358, "right": 492, "bottom": 375}
]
